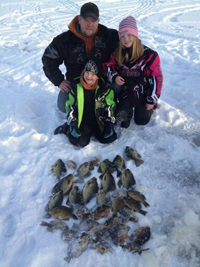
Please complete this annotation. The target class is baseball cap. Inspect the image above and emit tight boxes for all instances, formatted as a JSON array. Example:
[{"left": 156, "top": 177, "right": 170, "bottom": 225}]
[{"left": 80, "top": 2, "right": 99, "bottom": 20}]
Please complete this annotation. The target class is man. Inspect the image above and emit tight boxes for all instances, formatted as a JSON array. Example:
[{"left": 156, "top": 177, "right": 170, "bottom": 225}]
[{"left": 42, "top": 2, "right": 119, "bottom": 113}]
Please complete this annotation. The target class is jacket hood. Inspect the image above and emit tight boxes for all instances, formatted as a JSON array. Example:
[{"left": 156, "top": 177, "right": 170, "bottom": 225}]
[{"left": 68, "top": 16, "right": 96, "bottom": 56}]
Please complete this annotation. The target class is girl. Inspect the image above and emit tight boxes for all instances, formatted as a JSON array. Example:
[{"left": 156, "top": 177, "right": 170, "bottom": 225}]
[{"left": 105, "top": 16, "right": 163, "bottom": 128}]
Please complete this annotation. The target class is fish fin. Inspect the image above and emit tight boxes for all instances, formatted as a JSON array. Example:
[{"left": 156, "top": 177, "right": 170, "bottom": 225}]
[{"left": 134, "top": 159, "right": 144, "bottom": 167}]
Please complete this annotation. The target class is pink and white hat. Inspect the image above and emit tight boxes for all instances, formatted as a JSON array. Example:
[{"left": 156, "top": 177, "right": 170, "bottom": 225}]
[{"left": 118, "top": 16, "right": 138, "bottom": 39}]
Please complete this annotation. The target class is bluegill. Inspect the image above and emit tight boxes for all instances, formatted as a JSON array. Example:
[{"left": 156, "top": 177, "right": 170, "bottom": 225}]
[
  {"left": 51, "top": 159, "right": 66, "bottom": 179},
  {"left": 118, "top": 169, "right": 136, "bottom": 189},
  {"left": 50, "top": 206, "right": 77, "bottom": 220},
  {"left": 52, "top": 174, "right": 74, "bottom": 195},
  {"left": 125, "top": 146, "right": 144, "bottom": 167},
  {"left": 82, "top": 177, "right": 98, "bottom": 204},
  {"left": 101, "top": 171, "right": 116, "bottom": 192}
]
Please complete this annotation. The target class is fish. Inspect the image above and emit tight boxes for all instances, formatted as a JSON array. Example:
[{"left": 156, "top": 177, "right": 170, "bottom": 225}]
[
  {"left": 112, "top": 155, "right": 126, "bottom": 176},
  {"left": 40, "top": 220, "right": 69, "bottom": 232},
  {"left": 64, "top": 232, "right": 90, "bottom": 262},
  {"left": 123, "top": 198, "right": 147, "bottom": 215},
  {"left": 92, "top": 204, "right": 111, "bottom": 220},
  {"left": 52, "top": 174, "right": 74, "bottom": 195},
  {"left": 82, "top": 177, "right": 98, "bottom": 204},
  {"left": 127, "top": 190, "right": 150, "bottom": 207},
  {"left": 67, "top": 186, "right": 82, "bottom": 205},
  {"left": 97, "top": 159, "right": 115, "bottom": 175},
  {"left": 66, "top": 160, "right": 77, "bottom": 170},
  {"left": 76, "top": 162, "right": 91, "bottom": 178},
  {"left": 51, "top": 159, "right": 67, "bottom": 179},
  {"left": 78, "top": 205, "right": 111, "bottom": 220},
  {"left": 45, "top": 190, "right": 63, "bottom": 212},
  {"left": 118, "top": 169, "right": 136, "bottom": 189},
  {"left": 96, "top": 189, "right": 111, "bottom": 205},
  {"left": 109, "top": 219, "right": 130, "bottom": 245},
  {"left": 93, "top": 239, "right": 112, "bottom": 254},
  {"left": 89, "top": 156, "right": 100, "bottom": 170},
  {"left": 124, "top": 146, "right": 144, "bottom": 167},
  {"left": 88, "top": 224, "right": 110, "bottom": 241},
  {"left": 61, "top": 228, "right": 77, "bottom": 242},
  {"left": 120, "top": 243, "right": 149, "bottom": 254},
  {"left": 112, "top": 197, "right": 124, "bottom": 217},
  {"left": 79, "top": 218, "right": 99, "bottom": 232},
  {"left": 131, "top": 226, "right": 151, "bottom": 246},
  {"left": 119, "top": 206, "right": 138, "bottom": 222},
  {"left": 101, "top": 171, "right": 116, "bottom": 192},
  {"left": 50, "top": 206, "right": 77, "bottom": 220}
]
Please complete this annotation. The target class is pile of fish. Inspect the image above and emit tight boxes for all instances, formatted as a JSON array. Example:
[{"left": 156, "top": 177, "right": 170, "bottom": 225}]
[{"left": 41, "top": 146, "right": 150, "bottom": 262}]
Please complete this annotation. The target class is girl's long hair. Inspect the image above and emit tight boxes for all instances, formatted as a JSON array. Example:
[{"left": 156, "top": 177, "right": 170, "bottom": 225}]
[{"left": 115, "top": 35, "right": 144, "bottom": 66}]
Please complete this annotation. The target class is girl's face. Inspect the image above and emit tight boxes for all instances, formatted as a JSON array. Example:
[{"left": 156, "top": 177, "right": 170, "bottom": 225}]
[
  {"left": 84, "top": 71, "right": 98, "bottom": 86},
  {"left": 120, "top": 34, "right": 134, "bottom": 48}
]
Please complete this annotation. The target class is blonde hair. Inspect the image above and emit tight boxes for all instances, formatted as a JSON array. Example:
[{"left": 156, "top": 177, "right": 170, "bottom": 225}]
[{"left": 115, "top": 36, "right": 144, "bottom": 66}]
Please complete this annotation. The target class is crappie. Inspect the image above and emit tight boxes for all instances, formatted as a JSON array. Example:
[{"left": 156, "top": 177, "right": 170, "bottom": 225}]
[
  {"left": 131, "top": 226, "right": 151, "bottom": 246},
  {"left": 52, "top": 174, "right": 74, "bottom": 195},
  {"left": 51, "top": 159, "right": 66, "bottom": 179},
  {"left": 118, "top": 169, "right": 136, "bottom": 189},
  {"left": 109, "top": 219, "right": 130, "bottom": 245},
  {"left": 101, "top": 171, "right": 116, "bottom": 192},
  {"left": 119, "top": 206, "right": 138, "bottom": 222},
  {"left": 93, "top": 239, "right": 112, "bottom": 254},
  {"left": 127, "top": 190, "right": 150, "bottom": 207},
  {"left": 64, "top": 232, "right": 90, "bottom": 262},
  {"left": 125, "top": 146, "right": 144, "bottom": 166},
  {"left": 40, "top": 220, "right": 68, "bottom": 232},
  {"left": 50, "top": 206, "right": 77, "bottom": 220},
  {"left": 82, "top": 177, "right": 98, "bottom": 204}
]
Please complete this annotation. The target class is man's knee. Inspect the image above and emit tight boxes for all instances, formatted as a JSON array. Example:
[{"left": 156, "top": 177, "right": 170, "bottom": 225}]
[{"left": 57, "top": 91, "right": 69, "bottom": 113}]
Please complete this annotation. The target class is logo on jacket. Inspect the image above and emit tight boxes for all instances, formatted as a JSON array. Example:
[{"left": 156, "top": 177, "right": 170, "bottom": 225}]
[{"left": 95, "top": 36, "right": 106, "bottom": 48}]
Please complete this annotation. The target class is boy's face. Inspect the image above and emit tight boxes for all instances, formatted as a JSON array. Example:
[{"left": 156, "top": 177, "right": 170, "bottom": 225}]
[{"left": 84, "top": 71, "right": 98, "bottom": 86}]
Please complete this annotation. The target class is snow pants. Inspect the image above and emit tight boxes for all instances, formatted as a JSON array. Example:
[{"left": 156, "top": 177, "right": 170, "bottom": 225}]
[{"left": 67, "top": 121, "right": 117, "bottom": 148}]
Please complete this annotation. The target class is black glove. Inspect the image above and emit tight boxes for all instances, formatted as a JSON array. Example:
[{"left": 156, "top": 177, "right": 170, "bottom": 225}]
[
  {"left": 54, "top": 122, "right": 69, "bottom": 135},
  {"left": 104, "top": 122, "right": 115, "bottom": 138},
  {"left": 69, "top": 122, "right": 82, "bottom": 138}
]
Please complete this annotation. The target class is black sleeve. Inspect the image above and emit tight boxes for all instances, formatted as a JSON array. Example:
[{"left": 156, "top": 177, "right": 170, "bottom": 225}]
[{"left": 41, "top": 36, "right": 65, "bottom": 87}]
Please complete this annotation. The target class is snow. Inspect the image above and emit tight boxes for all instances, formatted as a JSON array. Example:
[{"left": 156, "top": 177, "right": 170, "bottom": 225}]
[{"left": 0, "top": 0, "right": 200, "bottom": 266}]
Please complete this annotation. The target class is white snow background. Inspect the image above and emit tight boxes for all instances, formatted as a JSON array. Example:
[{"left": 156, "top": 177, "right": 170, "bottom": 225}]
[{"left": 0, "top": 0, "right": 200, "bottom": 266}]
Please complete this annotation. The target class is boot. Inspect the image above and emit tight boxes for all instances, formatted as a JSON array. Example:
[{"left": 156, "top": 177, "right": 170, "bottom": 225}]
[{"left": 54, "top": 122, "right": 69, "bottom": 135}]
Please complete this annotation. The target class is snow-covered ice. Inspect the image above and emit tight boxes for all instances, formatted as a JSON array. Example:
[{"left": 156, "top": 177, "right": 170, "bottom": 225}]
[{"left": 0, "top": 1, "right": 200, "bottom": 266}]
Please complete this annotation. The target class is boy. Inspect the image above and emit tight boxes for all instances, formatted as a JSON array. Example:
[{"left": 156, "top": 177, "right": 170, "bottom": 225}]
[{"left": 54, "top": 58, "right": 117, "bottom": 147}]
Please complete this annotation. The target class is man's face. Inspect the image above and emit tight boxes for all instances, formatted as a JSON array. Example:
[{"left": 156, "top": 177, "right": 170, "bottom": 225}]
[{"left": 78, "top": 16, "right": 99, "bottom": 37}]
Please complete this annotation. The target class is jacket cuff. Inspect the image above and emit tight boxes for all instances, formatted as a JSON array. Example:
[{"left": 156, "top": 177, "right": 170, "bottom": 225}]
[
  {"left": 146, "top": 96, "right": 157, "bottom": 105},
  {"left": 112, "top": 74, "right": 118, "bottom": 84}
]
